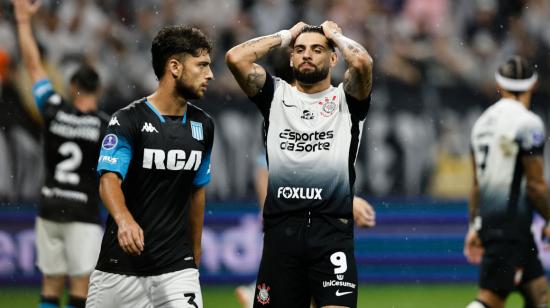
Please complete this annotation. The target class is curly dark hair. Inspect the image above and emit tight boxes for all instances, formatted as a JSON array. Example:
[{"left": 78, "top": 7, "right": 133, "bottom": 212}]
[
  {"left": 151, "top": 25, "right": 212, "bottom": 79},
  {"left": 295, "top": 25, "right": 335, "bottom": 51}
]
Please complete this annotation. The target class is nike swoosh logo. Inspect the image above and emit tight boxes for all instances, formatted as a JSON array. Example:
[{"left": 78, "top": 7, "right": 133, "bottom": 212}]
[
  {"left": 335, "top": 290, "right": 353, "bottom": 297},
  {"left": 282, "top": 100, "right": 298, "bottom": 108}
]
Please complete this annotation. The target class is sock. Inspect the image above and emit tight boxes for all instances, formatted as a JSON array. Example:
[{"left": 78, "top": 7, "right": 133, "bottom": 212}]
[
  {"left": 466, "top": 299, "right": 491, "bottom": 308},
  {"left": 39, "top": 295, "right": 60, "bottom": 308},
  {"left": 65, "top": 295, "right": 86, "bottom": 308}
]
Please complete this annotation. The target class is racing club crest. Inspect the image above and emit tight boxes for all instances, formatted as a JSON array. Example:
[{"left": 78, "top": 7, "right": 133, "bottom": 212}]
[
  {"left": 256, "top": 283, "right": 271, "bottom": 305},
  {"left": 320, "top": 95, "right": 337, "bottom": 117}
]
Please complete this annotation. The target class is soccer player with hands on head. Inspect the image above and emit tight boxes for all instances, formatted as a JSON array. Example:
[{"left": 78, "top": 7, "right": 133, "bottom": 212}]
[{"left": 227, "top": 20, "right": 372, "bottom": 308}]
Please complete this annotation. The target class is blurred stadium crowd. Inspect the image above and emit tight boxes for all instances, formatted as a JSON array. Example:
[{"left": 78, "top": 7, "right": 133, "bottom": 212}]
[{"left": 1, "top": 0, "right": 550, "bottom": 202}]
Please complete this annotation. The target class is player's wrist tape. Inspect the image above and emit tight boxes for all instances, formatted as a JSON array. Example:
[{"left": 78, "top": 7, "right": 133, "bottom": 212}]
[
  {"left": 277, "top": 30, "right": 292, "bottom": 48},
  {"left": 469, "top": 216, "right": 481, "bottom": 231}
]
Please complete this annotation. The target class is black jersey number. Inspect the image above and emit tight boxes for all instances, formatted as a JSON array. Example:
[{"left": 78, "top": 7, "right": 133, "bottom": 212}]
[
  {"left": 184, "top": 293, "right": 198, "bottom": 308},
  {"left": 54, "top": 142, "right": 82, "bottom": 185},
  {"left": 477, "top": 144, "right": 490, "bottom": 172}
]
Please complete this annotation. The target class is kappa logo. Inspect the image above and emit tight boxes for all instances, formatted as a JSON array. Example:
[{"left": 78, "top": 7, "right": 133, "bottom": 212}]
[
  {"left": 256, "top": 283, "right": 270, "bottom": 305},
  {"left": 277, "top": 187, "right": 322, "bottom": 200},
  {"left": 335, "top": 290, "right": 353, "bottom": 297},
  {"left": 141, "top": 122, "right": 158, "bottom": 133},
  {"left": 109, "top": 116, "right": 120, "bottom": 126}
]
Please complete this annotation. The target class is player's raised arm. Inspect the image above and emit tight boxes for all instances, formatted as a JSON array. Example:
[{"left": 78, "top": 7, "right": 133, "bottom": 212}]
[
  {"left": 225, "top": 22, "right": 307, "bottom": 97},
  {"left": 12, "top": 0, "right": 47, "bottom": 83},
  {"left": 321, "top": 21, "right": 373, "bottom": 100},
  {"left": 99, "top": 172, "right": 144, "bottom": 256}
]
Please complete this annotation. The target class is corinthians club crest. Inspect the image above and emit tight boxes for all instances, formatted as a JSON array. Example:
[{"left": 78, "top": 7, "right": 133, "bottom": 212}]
[
  {"left": 256, "top": 283, "right": 271, "bottom": 305},
  {"left": 319, "top": 95, "right": 337, "bottom": 117}
]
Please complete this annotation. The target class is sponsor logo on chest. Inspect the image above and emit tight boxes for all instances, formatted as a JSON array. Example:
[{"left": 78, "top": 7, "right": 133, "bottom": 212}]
[
  {"left": 278, "top": 129, "right": 334, "bottom": 152},
  {"left": 277, "top": 186, "right": 322, "bottom": 200},
  {"left": 142, "top": 148, "right": 202, "bottom": 171}
]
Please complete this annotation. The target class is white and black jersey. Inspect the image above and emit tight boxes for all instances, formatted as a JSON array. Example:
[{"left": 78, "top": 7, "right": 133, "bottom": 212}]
[
  {"left": 251, "top": 74, "right": 370, "bottom": 222},
  {"left": 471, "top": 98, "right": 545, "bottom": 241},
  {"left": 32, "top": 79, "right": 108, "bottom": 225}
]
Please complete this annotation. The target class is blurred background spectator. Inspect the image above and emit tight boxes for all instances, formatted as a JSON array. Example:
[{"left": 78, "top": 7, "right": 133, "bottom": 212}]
[{"left": 1, "top": 0, "right": 550, "bottom": 202}]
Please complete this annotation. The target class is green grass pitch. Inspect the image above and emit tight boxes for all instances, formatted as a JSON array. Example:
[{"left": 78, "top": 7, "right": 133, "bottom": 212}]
[{"left": 0, "top": 284, "right": 526, "bottom": 307}]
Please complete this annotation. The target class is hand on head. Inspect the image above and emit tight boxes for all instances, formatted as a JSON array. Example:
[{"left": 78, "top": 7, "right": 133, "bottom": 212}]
[
  {"left": 288, "top": 21, "right": 308, "bottom": 41},
  {"left": 321, "top": 20, "right": 342, "bottom": 41}
]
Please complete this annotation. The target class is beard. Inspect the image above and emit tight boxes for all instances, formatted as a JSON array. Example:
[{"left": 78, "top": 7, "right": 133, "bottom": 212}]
[
  {"left": 175, "top": 75, "right": 201, "bottom": 100},
  {"left": 293, "top": 64, "right": 329, "bottom": 84}
]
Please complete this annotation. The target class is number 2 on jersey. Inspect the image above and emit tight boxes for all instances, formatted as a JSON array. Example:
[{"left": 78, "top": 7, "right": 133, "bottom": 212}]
[
  {"left": 54, "top": 142, "right": 82, "bottom": 185},
  {"left": 477, "top": 144, "right": 490, "bottom": 172}
]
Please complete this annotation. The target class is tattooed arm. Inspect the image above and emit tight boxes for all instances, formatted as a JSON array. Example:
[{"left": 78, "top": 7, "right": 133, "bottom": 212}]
[
  {"left": 226, "top": 22, "right": 307, "bottom": 97},
  {"left": 321, "top": 21, "right": 373, "bottom": 100}
]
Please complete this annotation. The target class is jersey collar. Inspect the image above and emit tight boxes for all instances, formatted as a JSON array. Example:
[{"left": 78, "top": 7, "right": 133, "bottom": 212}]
[{"left": 145, "top": 99, "right": 187, "bottom": 124}]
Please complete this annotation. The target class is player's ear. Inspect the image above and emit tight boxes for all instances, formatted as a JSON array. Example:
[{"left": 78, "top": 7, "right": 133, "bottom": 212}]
[
  {"left": 168, "top": 58, "right": 181, "bottom": 78},
  {"left": 330, "top": 51, "right": 338, "bottom": 68}
]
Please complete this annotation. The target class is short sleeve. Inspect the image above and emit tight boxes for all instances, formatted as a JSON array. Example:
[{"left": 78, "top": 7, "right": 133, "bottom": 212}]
[
  {"left": 345, "top": 89, "right": 371, "bottom": 121},
  {"left": 97, "top": 110, "right": 135, "bottom": 180},
  {"left": 193, "top": 118, "right": 214, "bottom": 187},
  {"left": 32, "top": 79, "right": 60, "bottom": 115},
  {"left": 517, "top": 116, "right": 545, "bottom": 156},
  {"left": 248, "top": 73, "right": 275, "bottom": 118}
]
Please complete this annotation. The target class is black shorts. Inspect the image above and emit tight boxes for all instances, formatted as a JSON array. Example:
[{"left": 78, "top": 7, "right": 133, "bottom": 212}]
[
  {"left": 479, "top": 237, "right": 545, "bottom": 298},
  {"left": 253, "top": 214, "right": 357, "bottom": 308}
]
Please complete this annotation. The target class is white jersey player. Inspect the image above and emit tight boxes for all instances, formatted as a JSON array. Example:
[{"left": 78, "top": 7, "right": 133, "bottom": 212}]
[{"left": 465, "top": 56, "right": 550, "bottom": 308}]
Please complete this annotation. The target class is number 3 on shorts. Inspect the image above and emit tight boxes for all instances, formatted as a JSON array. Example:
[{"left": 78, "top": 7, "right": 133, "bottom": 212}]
[
  {"left": 184, "top": 293, "right": 198, "bottom": 308},
  {"left": 330, "top": 251, "right": 348, "bottom": 274}
]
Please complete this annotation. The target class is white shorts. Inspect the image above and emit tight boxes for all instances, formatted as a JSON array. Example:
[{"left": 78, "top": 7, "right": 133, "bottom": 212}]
[
  {"left": 35, "top": 217, "right": 103, "bottom": 276},
  {"left": 86, "top": 268, "right": 203, "bottom": 308}
]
